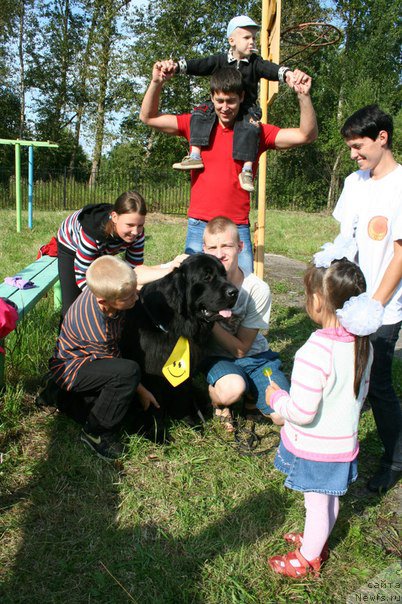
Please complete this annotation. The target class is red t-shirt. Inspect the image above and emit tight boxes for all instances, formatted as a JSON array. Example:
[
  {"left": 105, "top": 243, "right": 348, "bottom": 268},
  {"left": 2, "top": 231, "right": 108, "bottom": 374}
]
[{"left": 176, "top": 114, "right": 280, "bottom": 224}]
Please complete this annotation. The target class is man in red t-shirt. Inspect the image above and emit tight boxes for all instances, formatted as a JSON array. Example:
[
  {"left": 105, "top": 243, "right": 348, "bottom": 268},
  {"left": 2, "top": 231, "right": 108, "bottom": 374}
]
[{"left": 140, "top": 62, "right": 318, "bottom": 273}]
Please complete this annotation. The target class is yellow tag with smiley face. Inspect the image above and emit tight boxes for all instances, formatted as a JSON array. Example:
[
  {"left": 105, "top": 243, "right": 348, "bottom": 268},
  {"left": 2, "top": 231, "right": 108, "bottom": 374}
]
[{"left": 162, "top": 337, "right": 190, "bottom": 387}]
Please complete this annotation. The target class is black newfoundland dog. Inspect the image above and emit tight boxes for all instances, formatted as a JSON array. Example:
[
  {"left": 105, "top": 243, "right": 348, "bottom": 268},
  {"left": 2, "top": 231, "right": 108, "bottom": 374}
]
[{"left": 121, "top": 253, "right": 238, "bottom": 435}]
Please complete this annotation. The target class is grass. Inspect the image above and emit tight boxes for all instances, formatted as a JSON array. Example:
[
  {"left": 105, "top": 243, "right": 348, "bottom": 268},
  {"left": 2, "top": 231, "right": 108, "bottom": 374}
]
[{"left": 0, "top": 208, "right": 400, "bottom": 603}]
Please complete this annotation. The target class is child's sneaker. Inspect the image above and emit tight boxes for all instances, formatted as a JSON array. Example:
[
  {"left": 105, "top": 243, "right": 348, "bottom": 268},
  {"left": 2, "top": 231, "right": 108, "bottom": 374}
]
[
  {"left": 239, "top": 170, "right": 254, "bottom": 192},
  {"left": 81, "top": 429, "right": 125, "bottom": 461},
  {"left": 35, "top": 372, "right": 61, "bottom": 407},
  {"left": 172, "top": 155, "right": 204, "bottom": 170}
]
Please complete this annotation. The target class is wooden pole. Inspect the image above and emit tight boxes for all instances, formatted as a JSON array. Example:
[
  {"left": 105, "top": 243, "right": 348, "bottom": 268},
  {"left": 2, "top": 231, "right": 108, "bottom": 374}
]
[
  {"left": 254, "top": 1, "right": 269, "bottom": 278},
  {"left": 255, "top": 0, "right": 281, "bottom": 278}
]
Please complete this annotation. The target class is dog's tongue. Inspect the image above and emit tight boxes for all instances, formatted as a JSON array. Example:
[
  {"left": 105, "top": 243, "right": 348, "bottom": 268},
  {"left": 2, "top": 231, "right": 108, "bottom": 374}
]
[{"left": 219, "top": 309, "right": 232, "bottom": 318}]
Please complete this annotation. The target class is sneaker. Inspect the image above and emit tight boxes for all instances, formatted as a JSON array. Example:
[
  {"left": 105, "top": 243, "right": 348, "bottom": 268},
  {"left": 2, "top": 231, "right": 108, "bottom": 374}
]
[
  {"left": 172, "top": 155, "right": 204, "bottom": 170},
  {"left": 367, "top": 467, "right": 402, "bottom": 494},
  {"left": 36, "top": 372, "right": 60, "bottom": 407},
  {"left": 80, "top": 429, "right": 125, "bottom": 461},
  {"left": 238, "top": 170, "right": 254, "bottom": 192}
]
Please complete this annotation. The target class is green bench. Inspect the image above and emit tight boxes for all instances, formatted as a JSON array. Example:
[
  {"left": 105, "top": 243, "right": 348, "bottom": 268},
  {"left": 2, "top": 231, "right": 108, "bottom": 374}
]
[{"left": 0, "top": 256, "right": 61, "bottom": 387}]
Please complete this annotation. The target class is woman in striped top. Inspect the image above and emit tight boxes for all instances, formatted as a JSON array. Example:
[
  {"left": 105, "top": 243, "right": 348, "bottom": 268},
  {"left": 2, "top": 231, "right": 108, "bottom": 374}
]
[
  {"left": 57, "top": 190, "right": 186, "bottom": 317},
  {"left": 265, "top": 258, "right": 381, "bottom": 578}
]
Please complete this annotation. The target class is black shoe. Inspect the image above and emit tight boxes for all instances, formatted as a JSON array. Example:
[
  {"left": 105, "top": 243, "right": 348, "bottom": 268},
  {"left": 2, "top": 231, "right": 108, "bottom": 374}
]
[
  {"left": 367, "top": 467, "right": 402, "bottom": 494},
  {"left": 36, "top": 373, "right": 60, "bottom": 407},
  {"left": 80, "top": 429, "right": 124, "bottom": 461}
]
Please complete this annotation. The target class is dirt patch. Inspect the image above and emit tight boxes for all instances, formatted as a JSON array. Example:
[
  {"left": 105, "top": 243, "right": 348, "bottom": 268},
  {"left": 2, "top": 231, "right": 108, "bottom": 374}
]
[
  {"left": 264, "top": 253, "right": 306, "bottom": 308},
  {"left": 146, "top": 213, "right": 187, "bottom": 225},
  {"left": 264, "top": 253, "right": 402, "bottom": 359}
]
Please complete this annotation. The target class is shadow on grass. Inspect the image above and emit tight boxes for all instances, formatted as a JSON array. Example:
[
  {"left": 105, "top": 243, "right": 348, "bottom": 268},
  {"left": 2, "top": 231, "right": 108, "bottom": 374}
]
[
  {"left": 269, "top": 305, "right": 314, "bottom": 376},
  {"left": 0, "top": 412, "right": 292, "bottom": 604}
]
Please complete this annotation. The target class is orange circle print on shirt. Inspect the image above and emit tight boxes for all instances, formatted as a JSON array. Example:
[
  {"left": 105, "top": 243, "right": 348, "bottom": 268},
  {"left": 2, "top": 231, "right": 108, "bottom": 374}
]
[{"left": 367, "top": 216, "right": 388, "bottom": 241}]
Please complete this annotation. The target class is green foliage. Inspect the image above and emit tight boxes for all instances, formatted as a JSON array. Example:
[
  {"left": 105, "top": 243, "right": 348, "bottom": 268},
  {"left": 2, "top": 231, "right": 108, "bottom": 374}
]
[
  {"left": 0, "top": 0, "right": 401, "bottom": 203},
  {"left": 0, "top": 88, "right": 21, "bottom": 175}
]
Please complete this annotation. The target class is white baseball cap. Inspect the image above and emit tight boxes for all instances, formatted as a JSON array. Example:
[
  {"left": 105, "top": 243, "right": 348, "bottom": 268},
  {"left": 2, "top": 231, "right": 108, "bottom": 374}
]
[{"left": 226, "top": 16, "right": 260, "bottom": 38}]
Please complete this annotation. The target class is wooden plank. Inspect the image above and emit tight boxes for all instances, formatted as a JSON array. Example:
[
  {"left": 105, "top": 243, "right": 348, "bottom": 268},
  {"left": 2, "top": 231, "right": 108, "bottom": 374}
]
[
  {"left": 0, "top": 257, "right": 59, "bottom": 319},
  {"left": 0, "top": 256, "right": 60, "bottom": 388}
]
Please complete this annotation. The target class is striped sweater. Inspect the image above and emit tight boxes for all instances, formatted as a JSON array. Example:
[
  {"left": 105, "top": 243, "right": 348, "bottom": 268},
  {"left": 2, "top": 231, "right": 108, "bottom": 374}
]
[
  {"left": 58, "top": 205, "right": 144, "bottom": 290},
  {"left": 270, "top": 327, "right": 372, "bottom": 462},
  {"left": 49, "top": 288, "right": 126, "bottom": 390}
]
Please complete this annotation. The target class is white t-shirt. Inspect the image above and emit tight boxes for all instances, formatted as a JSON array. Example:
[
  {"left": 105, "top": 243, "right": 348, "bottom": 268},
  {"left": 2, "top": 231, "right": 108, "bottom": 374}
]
[
  {"left": 209, "top": 271, "right": 271, "bottom": 357},
  {"left": 333, "top": 164, "right": 402, "bottom": 324}
]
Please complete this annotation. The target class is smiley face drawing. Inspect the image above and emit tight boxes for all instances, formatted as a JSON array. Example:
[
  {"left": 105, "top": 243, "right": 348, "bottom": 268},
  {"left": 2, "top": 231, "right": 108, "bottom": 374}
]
[
  {"left": 367, "top": 216, "right": 388, "bottom": 241},
  {"left": 167, "top": 359, "right": 187, "bottom": 379},
  {"left": 162, "top": 337, "right": 190, "bottom": 387}
]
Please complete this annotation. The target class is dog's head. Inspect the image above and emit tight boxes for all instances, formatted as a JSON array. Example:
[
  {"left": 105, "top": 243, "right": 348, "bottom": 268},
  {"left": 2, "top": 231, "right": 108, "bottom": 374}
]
[
  {"left": 173, "top": 253, "right": 238, "bottom": 322},
  {"left": 138, "top": 254, "right": 238, "bottom": 341}
]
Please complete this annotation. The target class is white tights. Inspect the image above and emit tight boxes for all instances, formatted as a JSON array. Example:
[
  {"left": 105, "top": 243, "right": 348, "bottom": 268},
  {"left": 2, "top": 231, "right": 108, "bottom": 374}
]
[{"left": 299, "top": 492, "right": 339, "bottom": 561}]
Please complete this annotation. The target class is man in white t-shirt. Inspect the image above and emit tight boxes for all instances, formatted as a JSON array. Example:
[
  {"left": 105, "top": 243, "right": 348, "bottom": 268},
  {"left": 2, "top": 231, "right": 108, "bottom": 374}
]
[
  {"left": 200, "top": 216, "right": 288, "bottom": 431},
  {"left": 333, "top": 104, "right": 402, "bottom": 493}
]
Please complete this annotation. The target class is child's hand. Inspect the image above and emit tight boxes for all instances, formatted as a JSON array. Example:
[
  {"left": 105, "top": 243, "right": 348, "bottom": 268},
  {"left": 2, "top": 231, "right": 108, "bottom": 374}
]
[
  {"left": 284, "top": 69, "right": 296, "bottom": 89},
  {"left": 152, "top": 60, "right": 175, "bottom": 84},
  {"left": 137, "top": 383, "right": 160, "bottom": 411},
  {"left": 160, "top": 59, "right": 176, "bottom": 79},
  {"left": 265, "top": 379, "right": 281, "bottom": 406},
  {"left": 266, "top": 381, "right": 285, "bottom": 425},
  {"left": 159, "top": 58, "right": 178, "bottom": 73},
  {"left": 270, "top": 411, "right": 285, "bottom": 426},
  {"left": 292, "top": 69, "right": 312, "bottom": 95}
]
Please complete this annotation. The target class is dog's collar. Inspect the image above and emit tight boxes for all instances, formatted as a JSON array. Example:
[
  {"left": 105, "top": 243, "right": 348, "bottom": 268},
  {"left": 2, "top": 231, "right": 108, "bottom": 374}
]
[{"left": 140, "top": 293, "right": 169, "bottom": 333}]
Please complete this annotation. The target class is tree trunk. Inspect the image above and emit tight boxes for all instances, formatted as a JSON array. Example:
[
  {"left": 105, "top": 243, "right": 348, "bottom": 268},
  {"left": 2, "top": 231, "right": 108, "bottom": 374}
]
[
  {"left": 69, "top": 6, "right": 100, "bottom": 172},
  {"left": 18, "top": 0, "right": 25, "bottom": 138},
  {"left": 327, "top": 150, "right": 343, "bottom": 210},
  {"left": 327, "top": 86, "right": 345, "bottom": 210},
  {"left": 56, "top": 0, "right": 70, "bottom": 131},
  {"left": 89, "top": 3, "right": 114, "bottom": 186}
]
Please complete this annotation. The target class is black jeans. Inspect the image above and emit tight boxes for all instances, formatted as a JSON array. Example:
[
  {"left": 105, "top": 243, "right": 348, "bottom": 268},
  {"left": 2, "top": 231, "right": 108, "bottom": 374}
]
[
  {"left": 58, "top": 358, "right": 141, "bottom": 434},
  {"left": 368, "top": 321, "right": 402, "bottom": 471},
  {"left": 57, "top": 241, "right": 82, "bottom": 318},
  {"left": 190, "top": 101, "right": 262, "bottom": 162}
]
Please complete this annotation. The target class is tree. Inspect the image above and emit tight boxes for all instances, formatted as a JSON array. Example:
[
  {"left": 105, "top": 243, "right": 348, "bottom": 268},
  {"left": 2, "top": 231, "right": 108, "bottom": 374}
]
[
  {"left": 325, "top": 0, "right": 401, "bottom": 207},
  {"left": 0, "top": 88, "right": 21, "bottom": 177},
  {"left": 88, "top": 0, "right": 131, "bottom": 184},
  {"left": 68, "top": 2, "right": 101, "bottom": 172}
]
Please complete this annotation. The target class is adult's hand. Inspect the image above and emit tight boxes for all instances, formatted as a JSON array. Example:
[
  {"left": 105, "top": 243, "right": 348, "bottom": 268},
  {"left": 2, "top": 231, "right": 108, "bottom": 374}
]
[
  {"left": 292, "top": 69, "right": 312, "bottom": 95},
  {"left": 152, "top": 60, "right": 176, "bottom": 85},
  {"left": 170, "top": 253, "right": 189, "bottom": 269}
]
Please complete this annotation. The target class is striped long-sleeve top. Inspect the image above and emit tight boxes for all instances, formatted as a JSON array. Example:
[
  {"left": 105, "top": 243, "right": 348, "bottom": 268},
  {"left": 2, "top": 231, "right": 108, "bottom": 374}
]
[
  {"left": 270, "top": 326, "right": 373, "bottom": 462},
  {"left": 49, "top": 288, "right": 126, "bottom": 390},
  {"left": 57, "top": 204, "right": 145, "bottom": 290}
]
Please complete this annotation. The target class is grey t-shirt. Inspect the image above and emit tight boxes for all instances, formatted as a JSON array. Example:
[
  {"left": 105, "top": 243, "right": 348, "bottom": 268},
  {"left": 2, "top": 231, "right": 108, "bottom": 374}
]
[{"left": 209, "top": 271, "right": 271, "bottom": 358}]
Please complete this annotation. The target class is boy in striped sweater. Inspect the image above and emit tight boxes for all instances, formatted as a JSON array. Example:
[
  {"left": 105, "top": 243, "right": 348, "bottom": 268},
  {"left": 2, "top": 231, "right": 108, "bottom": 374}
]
[{"left": 45, "top": 255, "right": 159, "bottom": 461}]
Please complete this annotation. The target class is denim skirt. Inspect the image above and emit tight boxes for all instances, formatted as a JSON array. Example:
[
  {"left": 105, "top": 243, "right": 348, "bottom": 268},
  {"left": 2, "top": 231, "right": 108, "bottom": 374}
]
[{"left": 274, "top": 440, "right": 358, "bottom": 496}]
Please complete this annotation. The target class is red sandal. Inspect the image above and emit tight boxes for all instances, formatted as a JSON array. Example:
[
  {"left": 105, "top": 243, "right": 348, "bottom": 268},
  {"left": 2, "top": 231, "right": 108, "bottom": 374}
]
[
  {"left": 283, "top": 531, "right": 303, "bottom": 546},
  {"left": 268, "top": 548, "right": 321, "bottom": 578},
  {"left": 283, "top": 532, "right": 329, "bottom": 562}
]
